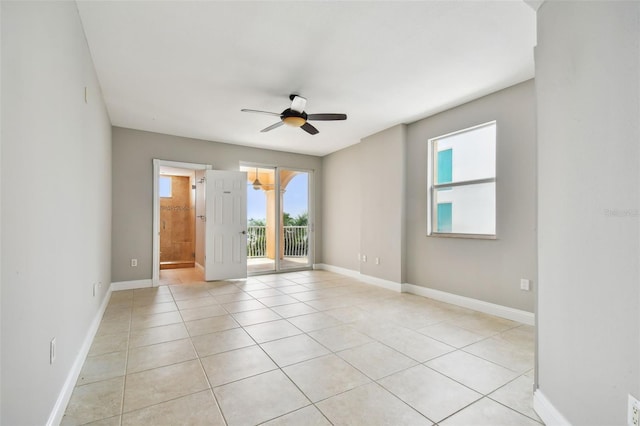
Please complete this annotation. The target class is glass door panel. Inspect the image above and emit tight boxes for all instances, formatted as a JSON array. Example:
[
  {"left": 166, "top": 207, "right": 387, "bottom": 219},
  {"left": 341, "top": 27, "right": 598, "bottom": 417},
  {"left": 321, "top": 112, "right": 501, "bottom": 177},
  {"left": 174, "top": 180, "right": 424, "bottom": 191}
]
[
  {"left": 242, "top": 166, "right": 276, "bottom": 274},
  {"left": 280, "top": 169, "right": 310, "bottom": 270}
]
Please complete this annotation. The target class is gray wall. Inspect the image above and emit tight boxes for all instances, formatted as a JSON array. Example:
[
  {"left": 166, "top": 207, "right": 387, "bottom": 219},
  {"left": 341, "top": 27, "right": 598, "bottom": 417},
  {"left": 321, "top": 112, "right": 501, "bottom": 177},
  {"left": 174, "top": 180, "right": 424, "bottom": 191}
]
[
  {"left": 321, "top": 143, "right": 361, "bottom": 272},
  {"left": 536, "top": 2, "right": 640, "bottom": 424},
  {"left": 112, "top": 127, "right": 323, "bottom": 282},
  {"left": 359, "top": 125, "right": 407, "bottom": 283},
  {"left": 1, "top": 2, "right": 112, "bottom": 424},
  {"left": 406, "top": 80, "right": 537, "bottom": 312},
  {"left": 321, "top": 82, "right": 535, "bottom": 314}
]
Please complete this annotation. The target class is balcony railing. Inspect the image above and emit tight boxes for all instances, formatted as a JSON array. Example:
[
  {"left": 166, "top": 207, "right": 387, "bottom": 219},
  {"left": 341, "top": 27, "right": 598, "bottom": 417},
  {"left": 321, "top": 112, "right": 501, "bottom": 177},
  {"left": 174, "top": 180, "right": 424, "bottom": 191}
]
[
  {"left": 247, "top": 226, "right": 309, "bottom": 258},
  {"left": 247, "top": 226, "right": 266, "bottom": 257}
]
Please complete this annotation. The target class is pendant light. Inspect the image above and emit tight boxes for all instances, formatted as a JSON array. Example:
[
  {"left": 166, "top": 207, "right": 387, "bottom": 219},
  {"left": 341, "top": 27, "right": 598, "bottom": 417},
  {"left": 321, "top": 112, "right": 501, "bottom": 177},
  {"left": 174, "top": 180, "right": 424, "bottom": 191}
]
[{"left": 252, "top": 168, "right": 262, "bottom": 190}]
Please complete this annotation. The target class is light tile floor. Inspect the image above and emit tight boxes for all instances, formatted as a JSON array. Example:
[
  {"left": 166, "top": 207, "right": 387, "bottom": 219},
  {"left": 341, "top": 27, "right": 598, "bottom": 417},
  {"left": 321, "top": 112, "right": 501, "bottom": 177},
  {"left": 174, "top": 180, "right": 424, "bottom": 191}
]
[{"left": 63, "top": 269, "right": 542, "bottom": 426}]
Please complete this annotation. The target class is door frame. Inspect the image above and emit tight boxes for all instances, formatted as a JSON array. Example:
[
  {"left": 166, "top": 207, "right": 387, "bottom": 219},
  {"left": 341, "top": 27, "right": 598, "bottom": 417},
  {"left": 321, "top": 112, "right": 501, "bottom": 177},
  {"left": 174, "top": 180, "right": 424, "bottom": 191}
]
[{"left": 152, "top": 159, "right": 212, "bottom": 286}]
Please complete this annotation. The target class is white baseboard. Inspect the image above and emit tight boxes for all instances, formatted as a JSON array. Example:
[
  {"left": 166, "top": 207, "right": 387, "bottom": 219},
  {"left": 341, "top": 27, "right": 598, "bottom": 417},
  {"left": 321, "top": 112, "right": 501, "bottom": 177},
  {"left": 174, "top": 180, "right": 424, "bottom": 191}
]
[
  {"left": 360, "top": 273, "right": 402, "bottom": 292},
  {"left": 314, "top": 263, "right": 360, "bottom": 279},
  {"left": 46, "top": 287, "right": 113, "bottom": 426},
  {"left": 403, "top": 283, "right": 535, "bottom": 325},
  {"left": 533, "top": 389, "right": 571, "bottom": 425},
  {"left": 314, "top": 263, "right": 401, "bottom": 293},
  {"left": 111, "top": 279, "right": 153, "bottom": 291},
  {"left": 314, "top": 264, "right": 534, "bottom": 325}
]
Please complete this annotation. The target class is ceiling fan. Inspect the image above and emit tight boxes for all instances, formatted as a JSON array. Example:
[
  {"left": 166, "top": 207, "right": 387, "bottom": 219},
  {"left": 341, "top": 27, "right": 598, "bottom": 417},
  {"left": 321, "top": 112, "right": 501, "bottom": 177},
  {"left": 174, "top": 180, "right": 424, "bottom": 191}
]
[{"left": 241, "top": 94, "right": 347, "bottom": 135}]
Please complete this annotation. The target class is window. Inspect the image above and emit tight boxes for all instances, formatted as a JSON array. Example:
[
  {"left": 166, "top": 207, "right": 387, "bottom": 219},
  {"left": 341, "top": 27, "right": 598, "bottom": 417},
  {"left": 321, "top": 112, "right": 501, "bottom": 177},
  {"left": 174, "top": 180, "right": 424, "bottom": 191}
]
[
  {"left": 428, "top": 121, "right": 496, "bottom": 238},
  {"left": 159, "top": 176, "right": 172, "bottom": 198}
]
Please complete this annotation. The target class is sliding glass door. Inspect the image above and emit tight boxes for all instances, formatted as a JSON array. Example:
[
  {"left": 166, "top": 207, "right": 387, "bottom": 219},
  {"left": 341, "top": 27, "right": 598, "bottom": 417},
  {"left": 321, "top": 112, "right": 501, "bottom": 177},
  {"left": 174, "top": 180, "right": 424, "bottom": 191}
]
[{"left": 241, "top": 165, "right": 312, "bottom": 274}]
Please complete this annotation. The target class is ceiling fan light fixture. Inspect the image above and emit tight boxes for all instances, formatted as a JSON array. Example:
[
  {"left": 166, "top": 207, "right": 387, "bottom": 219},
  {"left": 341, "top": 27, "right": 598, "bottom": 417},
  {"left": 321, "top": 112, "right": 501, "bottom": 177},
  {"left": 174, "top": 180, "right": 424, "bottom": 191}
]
[
  {"left": 242, "top": 95, "right": 347, "bottom": 135},
  {"left": 282, "top": 116, "right": 306, "bottom": 127}
]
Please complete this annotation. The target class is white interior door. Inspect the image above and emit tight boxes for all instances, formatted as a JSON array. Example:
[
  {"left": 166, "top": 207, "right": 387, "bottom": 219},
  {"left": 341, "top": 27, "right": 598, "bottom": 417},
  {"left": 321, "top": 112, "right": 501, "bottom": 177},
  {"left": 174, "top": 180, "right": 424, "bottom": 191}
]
[{"left": 205, "top": 170, "right": 248, "bottom": 281}]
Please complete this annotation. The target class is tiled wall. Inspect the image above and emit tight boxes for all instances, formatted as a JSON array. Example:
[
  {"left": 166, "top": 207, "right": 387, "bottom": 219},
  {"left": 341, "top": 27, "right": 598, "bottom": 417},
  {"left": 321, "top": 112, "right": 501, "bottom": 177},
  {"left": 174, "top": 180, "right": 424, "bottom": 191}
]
[{"left": 160, "top": 176, "right": 195, "bottom": 264}]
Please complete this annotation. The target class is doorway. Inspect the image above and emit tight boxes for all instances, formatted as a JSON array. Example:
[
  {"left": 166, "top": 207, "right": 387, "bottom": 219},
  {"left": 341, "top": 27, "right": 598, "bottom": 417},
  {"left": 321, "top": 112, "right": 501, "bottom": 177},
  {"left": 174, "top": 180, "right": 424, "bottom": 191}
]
[
  {"left": 152, "top": 159, "right": 212, "bottom": 286},
  {"left": 241, "top": 164, "right": 313, "bottom": 275},
  {"left": 159, "top": 169, "right": 195, "bottom": 270}
]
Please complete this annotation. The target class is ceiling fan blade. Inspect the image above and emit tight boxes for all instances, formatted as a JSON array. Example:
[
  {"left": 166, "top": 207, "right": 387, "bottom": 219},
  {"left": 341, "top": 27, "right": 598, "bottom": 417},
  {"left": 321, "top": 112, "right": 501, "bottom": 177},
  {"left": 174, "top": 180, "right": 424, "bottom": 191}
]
[
  {"left": 301, "top": 122, "right": 319, "bottom": 135},
  {"left": 241, "top": 109, "right": 281, "bottom": 117},
  {"left": 307, "top": 113, "right": 347, "bottom": 121},
  {"left": 260, "top": 121, "right": 284, "bottom": 133},
  {"left": 290, "top": 95, "right": 307, "bottom": 113}
]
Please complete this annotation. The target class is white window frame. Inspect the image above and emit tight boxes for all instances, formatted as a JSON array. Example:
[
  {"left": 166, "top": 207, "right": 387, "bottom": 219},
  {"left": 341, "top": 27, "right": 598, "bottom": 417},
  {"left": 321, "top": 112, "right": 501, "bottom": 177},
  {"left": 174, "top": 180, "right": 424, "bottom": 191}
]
[{"left": 427, "top": 121, "right": 497, "bottom": 239}]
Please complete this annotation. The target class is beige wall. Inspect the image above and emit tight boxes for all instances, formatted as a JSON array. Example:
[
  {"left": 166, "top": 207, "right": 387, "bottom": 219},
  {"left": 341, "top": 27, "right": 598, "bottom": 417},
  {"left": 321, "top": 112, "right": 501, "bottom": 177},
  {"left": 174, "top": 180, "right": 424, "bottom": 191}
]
[
  {"left": 321, "top": 144, "right": 361, "bottom": 271},
  {"left": 406, "top": 80, "right": 537, "bottom": 312},
  {"left": 1, "top": 2, "right": 112, "bottom": 423},
  {"left": 536, "top": 2, "right": 640, "bottom": 424},
  {"left": 112, "top": 127, "right": 323, "bottom": 282}
]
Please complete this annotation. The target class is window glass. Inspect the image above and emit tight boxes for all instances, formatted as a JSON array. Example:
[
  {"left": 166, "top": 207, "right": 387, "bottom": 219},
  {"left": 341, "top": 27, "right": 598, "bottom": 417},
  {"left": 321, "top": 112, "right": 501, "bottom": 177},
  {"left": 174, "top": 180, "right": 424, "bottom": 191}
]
[
  {"left": 437, "top": 202, "right": 452, "bottom": 233},
  {"left": 428, "top": 121, "right": 496, "bottom": 237},
  {"left": 437, "top": 149, "right": 452, "bottom": 184},
  {"left": 159, "top": 176, "right": 172, "bottom": 198},
  {"left": 434, "top": 183, "right": 496, "bottom": 235}
]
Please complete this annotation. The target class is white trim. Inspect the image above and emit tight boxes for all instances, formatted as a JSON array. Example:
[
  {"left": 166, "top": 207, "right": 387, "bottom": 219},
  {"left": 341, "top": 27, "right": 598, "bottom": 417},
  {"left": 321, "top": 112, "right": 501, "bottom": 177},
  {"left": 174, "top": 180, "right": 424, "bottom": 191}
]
[
  {"left": 314, "top": 263, "right": 402, "bottom": 292},
  {"left": 46, "top": 288, "right": 112, "bottom": 426},
  {"left": 314, "top": 263, "right": 360, "bottom": 279},
  {"left": 533, "top": 389, "right": 571, "bottom": 426},
  {"left": 360, "top": 274, "right": 402, "bottom": 292},
  {"left": 314, "top": 264, "right": 534, "bottom": 325},
  {"left": 152, "top": 159, "right": 212, "bottom": 287},
  {"left": 111, "top": 279, "right": 153, "bottom": 291},
  {"left": 402, "top": 283, "right": 534, "bottom": 325}
]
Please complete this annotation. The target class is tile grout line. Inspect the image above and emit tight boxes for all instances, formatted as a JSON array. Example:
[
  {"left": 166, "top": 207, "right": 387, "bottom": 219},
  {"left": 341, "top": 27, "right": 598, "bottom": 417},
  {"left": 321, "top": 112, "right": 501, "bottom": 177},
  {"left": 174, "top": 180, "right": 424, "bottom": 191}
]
[
  {"left": 72, "top": 269, "right": 536, "bottom": 425},
  {"left": 119, "top": 292, "right": 134, "bottom": 425}
]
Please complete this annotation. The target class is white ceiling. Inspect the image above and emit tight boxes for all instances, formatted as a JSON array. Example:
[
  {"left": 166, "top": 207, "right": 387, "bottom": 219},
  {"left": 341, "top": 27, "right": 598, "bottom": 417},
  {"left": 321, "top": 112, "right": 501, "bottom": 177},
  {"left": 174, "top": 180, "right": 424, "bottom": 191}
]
[{"left": 76, "top": 1, "right": 536, "bottom": 157}]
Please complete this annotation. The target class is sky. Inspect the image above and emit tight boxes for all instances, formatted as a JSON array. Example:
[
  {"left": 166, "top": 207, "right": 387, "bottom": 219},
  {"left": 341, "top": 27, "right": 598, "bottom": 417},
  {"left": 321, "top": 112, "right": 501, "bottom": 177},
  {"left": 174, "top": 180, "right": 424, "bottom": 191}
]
[{"left": 247, "top": 172, "right": 308, "bottom": 221}]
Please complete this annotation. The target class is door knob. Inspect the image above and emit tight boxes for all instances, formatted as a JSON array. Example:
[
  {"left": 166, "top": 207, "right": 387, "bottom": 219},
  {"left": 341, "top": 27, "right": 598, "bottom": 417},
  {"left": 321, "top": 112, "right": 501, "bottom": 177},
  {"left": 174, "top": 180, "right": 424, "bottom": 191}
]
[{"left": 240, "top": 230, "right": 247, "bottom": 235}]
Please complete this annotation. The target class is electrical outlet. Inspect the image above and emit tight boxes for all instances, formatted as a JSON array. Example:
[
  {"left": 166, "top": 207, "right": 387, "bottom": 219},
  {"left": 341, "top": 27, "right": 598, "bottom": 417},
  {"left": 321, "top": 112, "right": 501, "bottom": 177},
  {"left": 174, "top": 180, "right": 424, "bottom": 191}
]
[
  {"left": 93, "top": 283, "right": 97, "bottom": 297},
  {"left": 131, "top": 258, "right": 138, "bottom": 267},
  {"left": 362, "top": 255, "right": 367, "bottom": 262},
  {"left": 375, "top": 257, "right": 380, "bottom": 265},
  {"left": 50, "top": 338, "right": 56, "bottom": 364},
  {"left": 520, "top": 278, "right": 531, "bottom": 291},
  {"left": 629, "top": 394, "right": 639, "bottom": 426}
]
